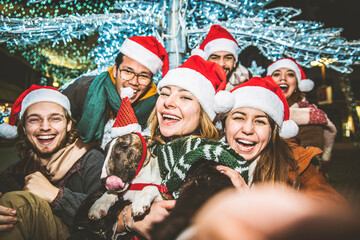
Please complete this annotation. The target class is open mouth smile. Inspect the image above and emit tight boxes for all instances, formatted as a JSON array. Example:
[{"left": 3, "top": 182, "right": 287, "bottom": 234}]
[
  {"left": 36, "top": 134, "right": 56, "bottom": 145},
  {"left": 161, "top": 113, "right": 182, "bottom": 125},
  {"left": 236, "top": 138, "right": 256, "bottom": 152}
]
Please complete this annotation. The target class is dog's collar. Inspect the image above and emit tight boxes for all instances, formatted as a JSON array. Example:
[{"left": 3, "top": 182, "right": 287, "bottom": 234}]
[
  {"left": 134, "top": 132, "right": 147, "bottom": 176},
  {"left": 129, "top": 183, "right": 172, "bottom": 199}
]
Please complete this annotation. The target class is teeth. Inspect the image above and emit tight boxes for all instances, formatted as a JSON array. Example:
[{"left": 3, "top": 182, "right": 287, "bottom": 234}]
[
  {"left": 163, "top": 114, "right": 181, "bottom": 120},
  {"left": 279, "top": 84, "right": 288, "bottom": 88},
  {"left": 237, "top": 139, "right": 254, "bottom": 145},
  {"left": 37, "top": 135, "right": 55, "bottom": 140}
]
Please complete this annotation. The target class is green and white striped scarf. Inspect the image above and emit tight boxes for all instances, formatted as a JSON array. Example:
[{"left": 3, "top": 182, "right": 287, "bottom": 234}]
[{"left": 152, "top": 136, "right": 249, "bottom": 198}]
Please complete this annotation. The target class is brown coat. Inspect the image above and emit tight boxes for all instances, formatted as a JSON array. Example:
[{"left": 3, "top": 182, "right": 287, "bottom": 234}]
[{"left": 288, "top": 141, "right": 348, "bottom": 205}]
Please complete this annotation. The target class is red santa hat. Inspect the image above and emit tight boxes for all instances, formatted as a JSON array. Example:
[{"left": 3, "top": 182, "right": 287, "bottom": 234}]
[
  {"left": 157, "top": 55, "right": 227, "bottom": 121},
  {"left": 111, "top": 87, "right": 141, "bottom": 138},
  {"left": 214, "top": 76, "right": 299, "bottom": 138},
  {"left": 120, "top": 36, "right": 169, "bottom": 77},
  {"left": 267, "top": 58, "right": 314, "bottom": 92},
  {"left": 191, "top": 24, "right": 239, "bottom": 62},
  {"left": 0, "top": 84, "right": 71, "bottom": 139}
]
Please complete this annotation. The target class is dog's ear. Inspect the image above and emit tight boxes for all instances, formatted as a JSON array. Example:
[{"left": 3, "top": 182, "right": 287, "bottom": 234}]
[{"left": 104, "top": 138, "right": 113, "bottom": 153}]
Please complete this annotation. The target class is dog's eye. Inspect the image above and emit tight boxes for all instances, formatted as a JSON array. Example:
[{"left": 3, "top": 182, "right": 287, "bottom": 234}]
[{"left": 121, "top": 145, "right": 129, "bottom": 151}]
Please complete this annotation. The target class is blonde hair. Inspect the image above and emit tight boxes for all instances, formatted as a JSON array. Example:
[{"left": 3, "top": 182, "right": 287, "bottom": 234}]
[{"left": 147, "top": 106, "right": 220, "bottom": 145}]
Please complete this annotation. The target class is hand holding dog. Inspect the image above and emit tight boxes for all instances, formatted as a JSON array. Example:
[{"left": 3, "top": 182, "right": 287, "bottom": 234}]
[
  {"left": 117, "top": 200, "right": 176, "bottom": 239},
  {"left": 217, "top": 165, "right": 248, "bottom": 190},
  {"left": 0, "top": 192, "right": 17, "bottom": 232},
  {"left": 24, "top": 171, "right": 59, "bottom": 203}
]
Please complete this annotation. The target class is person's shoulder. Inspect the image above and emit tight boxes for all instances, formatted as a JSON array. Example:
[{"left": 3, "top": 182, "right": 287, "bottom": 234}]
[
  {"left": 81, "top": 147, "right": 105, "bottom": 166},
  {"left": 63, "top": 74, "right": 97, "bottom": 91}
]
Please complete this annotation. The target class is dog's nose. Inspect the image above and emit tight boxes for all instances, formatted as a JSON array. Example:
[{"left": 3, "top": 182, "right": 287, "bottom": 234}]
[{"left": 105, "top": 175, "right": 124, "bottom": 191}]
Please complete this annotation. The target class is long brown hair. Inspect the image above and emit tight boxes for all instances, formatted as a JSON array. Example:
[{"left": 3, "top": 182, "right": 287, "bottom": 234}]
[
  {"left": 147, "top": 106, "right": 220, "bottom": 145},
  {"left": 12, "top": 107, "right": 79, "bottom": 176},
  {"left": 252, "top": 117, "right": 300, "bottom": 188},
  {"left": 287, "top": 87, "right": 305, "bottom": 107}
]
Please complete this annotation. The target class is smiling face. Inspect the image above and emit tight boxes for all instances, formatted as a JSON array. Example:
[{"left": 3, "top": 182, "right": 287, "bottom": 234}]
[
  {"left": 23, "top": 102, "right": 71, "bottom": 157},
  {"left": 208, "top": 51, "right": 236, "bottom": 78},
  {"left": 113, "top": 55, "right": 153, "bottom": 104},
  {"left": 270, "top": 68, "right": 297, "bottom": 99},
  {"left": 225, "top": 107, "right": 272, "bottom": 162},
  {"left": 156, "top": 85, "right": 201, "bottom": 138}
]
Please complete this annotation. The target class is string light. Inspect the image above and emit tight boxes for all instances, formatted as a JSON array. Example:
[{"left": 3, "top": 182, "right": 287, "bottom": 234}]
[{"left": 0, "top": 0, "right": 359, "bottom": 86}]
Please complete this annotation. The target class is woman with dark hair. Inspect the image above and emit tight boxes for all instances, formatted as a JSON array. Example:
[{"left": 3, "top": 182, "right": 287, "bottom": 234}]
[
  {"left": 215, "top": 76, "right": 346, "bottom": 204},
  {"left": 267, "top": 58, "right": 337, "bottom": 178}
]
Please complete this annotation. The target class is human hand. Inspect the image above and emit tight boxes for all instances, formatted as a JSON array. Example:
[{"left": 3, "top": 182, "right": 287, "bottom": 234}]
[
  {"left": 0, "top": 192, "right": 17, "bottom": 232},
  {"left": 216, "top": 165, "right": 248, "bottom": 190},
  {"left": 117, "top": 200, "right": 176, "bottom": 239},
  {"left": 24, "top": 171, "right": 59, "bottom": 203}
]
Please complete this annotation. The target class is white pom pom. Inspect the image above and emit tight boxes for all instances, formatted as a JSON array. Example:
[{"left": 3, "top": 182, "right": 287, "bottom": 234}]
[
  {"left": 0, "top": 123, "right": 18, "bottom": 139},
  {"left": 279, "top": 120, "right": 299, "bottom": 138},
  {"left": 120, "top": 87, "right": 134, "bottom": 99},
  {"left": 213, "top": 91, "right": 235, "bottom": 114},
  {"left": 298, "top": 79, "right": 314, "bottom": 92},
  {"left": 191, "top": 48, "right": 206, "bottom": 59}
]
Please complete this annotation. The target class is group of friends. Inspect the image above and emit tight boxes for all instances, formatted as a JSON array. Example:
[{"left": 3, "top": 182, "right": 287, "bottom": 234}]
[{"left": 0, "top": 25, "right": 354, "bottom": 240}]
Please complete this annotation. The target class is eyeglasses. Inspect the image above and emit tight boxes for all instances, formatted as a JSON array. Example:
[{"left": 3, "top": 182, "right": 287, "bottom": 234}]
[{"left": 119, "top": 69, "right": 152, "bottom": 86}]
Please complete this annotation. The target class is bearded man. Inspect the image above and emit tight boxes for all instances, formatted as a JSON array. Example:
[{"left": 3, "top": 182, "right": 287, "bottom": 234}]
[{"left": 0, "top": 85, "right": 104, "bottom": 239}]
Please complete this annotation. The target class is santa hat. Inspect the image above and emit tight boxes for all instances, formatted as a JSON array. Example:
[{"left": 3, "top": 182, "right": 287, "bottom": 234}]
[
  {"left": 267, "top": 58, "right": 314, "bottom": 92},
  {"left": 157, "top": 55, "right": 227, "bottom": 121},
  {"left": 120, "top": 36, "right": 169, "bottom": 77},
  {"left": 0, "top": 84, "right": 71, "bottom": 139},
  {"left": 214, "top": 76, "right": 299, "bottom": 138},
  {"left": 191, "top": 25, "right": 239, "bottom": 62},
  {"left": 111, "top": 87, "right": 141, "bottom": 138}
]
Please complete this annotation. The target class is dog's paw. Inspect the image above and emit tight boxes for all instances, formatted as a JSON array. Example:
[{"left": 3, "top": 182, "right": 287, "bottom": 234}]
[
  {"left": 132, "top": 196, "right": 152, "bottom": 217},
  {"left": 88, "top": 192, "right": 118, "bottom": 220},
  {"left": 132, "top": 186, "right": 162, "bottom": 217}
]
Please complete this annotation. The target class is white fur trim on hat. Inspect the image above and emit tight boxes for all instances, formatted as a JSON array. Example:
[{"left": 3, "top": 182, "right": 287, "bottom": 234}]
[
  {"left": 120, "top": 38, "right": 163, "bottom": 74},
  {"left": 157, "top": 68, "right": 216, "bottom": 121},
  {"left": 213, "top": 90, "right": 235, "bottom": 114},
  {"left": 0, "top": 123, "right": 18, "bottom": 139},
  {"left": 231, "top": 86, "right": 284, "bottom": 127},
  {"left": 120, "top": 87, "right": 134, "bottom": 99},
  {"left": 204, "top": 38, "right": 239, "bottom": 62},
  {"left": 111, "top": 123, "right": 141, "bottom": 139},
  {"left": 20, "top": 89, "right": 71, "bottom": 119},
  {"left": 279, "top": 120, "right": 299, "bottom": 138},
  {"left": 298, "top": 79, "right": 315, "bottom": 92},
  {"left": 191, "top": 48, "right": 206, "bottom": 59}
]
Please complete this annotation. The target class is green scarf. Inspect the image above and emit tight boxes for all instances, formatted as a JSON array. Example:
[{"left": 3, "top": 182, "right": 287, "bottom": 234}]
[
  {"left": 77, "top": 71, "right": 158, "bottom": 143},
  {"left": 153, "top": 136, "right": 249, "bottom": 198},
  {"left": 77, "top": 71, "right": 121, "bottom": 142}
]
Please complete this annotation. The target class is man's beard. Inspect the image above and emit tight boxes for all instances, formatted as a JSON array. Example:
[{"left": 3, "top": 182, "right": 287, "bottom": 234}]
[
  {"left": 27, "top": 138, "right": 67, "bottom": 159},
  {"left": 225, "top": 66, "right": 236, "bottom": 80}
]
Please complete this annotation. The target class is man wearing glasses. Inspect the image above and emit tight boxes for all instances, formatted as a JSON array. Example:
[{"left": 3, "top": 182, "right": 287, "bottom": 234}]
[{"left": 62, "top": 36, "right": 169, "bottom": 147}]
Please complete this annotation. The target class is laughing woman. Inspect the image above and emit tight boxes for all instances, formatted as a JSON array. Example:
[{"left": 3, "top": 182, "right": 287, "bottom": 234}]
[
  {"left": 267, "top": 58, "right": 337, "bottom": 178},
  {"left": 215, "top": 76, "right": 347, "bottom": 205},
  {"left": 112, "top": 56, "right": 248, "bottom": 239}
]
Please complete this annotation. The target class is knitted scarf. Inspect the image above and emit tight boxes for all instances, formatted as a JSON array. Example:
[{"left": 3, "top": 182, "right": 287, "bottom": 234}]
[
  {"left": 77, "top": 68, "right": 158, "bottom": 143},
  {"left": 153, "top": 136, "right": 249, "bottom": 198},
  {"left": 290, "top": 98, "right": 337, "bottom": 161}
]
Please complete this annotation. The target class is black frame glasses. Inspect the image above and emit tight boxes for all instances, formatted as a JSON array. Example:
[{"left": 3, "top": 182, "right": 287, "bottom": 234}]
[{"left": 119, "top": 69, "right": 152, "bottom": 86}]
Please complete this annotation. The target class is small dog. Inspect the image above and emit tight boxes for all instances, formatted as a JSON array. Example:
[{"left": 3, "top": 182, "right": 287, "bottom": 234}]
[
  {"left": 149, "top": 159, "right": 235, "bottom": 240},
  {"left": 70, "top": 133, "right": 168, "bottom": 239}
]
